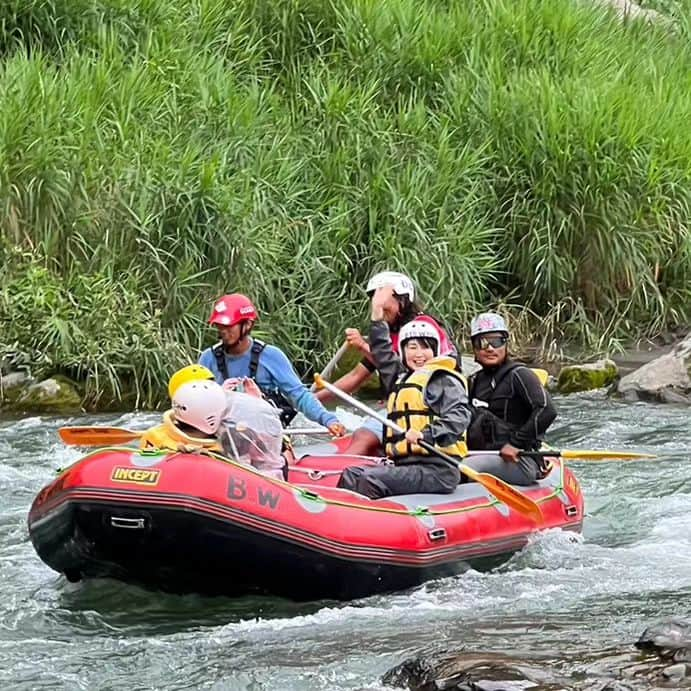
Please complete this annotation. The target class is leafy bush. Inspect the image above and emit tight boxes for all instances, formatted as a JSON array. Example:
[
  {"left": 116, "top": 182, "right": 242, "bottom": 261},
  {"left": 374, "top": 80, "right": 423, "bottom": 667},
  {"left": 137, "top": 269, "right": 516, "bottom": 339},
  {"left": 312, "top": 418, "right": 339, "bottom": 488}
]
[{"left": 1, "top": 0, "right": 689, "bottom": 406}]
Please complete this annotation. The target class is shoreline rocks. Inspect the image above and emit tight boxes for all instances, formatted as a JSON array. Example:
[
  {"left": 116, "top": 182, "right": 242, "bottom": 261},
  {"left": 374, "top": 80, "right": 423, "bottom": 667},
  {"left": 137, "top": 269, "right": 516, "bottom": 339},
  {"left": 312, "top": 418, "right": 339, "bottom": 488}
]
[
  {"left": 2, "top": 333, "right": 689, "bottom": 415},
  {"left": 1, "top": 371, "right": 83, "bottom": 415},
  {"left": 383, "top": 618, "right": 691, "bottom": 690},
  {"left": 557, "top": 359, "right": 619, "bottom": 394},
  {"left": 617, "top": 334, "right": 691, "bottom": 404}
]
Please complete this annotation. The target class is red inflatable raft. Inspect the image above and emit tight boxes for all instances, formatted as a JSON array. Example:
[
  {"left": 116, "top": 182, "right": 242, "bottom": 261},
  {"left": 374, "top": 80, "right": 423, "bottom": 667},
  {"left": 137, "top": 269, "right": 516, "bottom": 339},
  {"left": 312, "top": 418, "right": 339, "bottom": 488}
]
[{"left": 28, "top": 442, "right": 584, "bottom": 601}]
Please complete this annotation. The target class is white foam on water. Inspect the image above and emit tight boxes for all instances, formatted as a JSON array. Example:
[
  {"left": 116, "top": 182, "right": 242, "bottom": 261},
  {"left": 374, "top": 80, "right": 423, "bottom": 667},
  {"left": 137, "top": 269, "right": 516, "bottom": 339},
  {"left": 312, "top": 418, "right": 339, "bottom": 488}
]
[
  {"left": 332, "top": 406, "right": 368, "bottom": 431},
  {"left": 2, "top": 415, "right": 45, "bottom": 430},
  {"left": 0, "top": 395, "right": 690, "bottom": 689}
]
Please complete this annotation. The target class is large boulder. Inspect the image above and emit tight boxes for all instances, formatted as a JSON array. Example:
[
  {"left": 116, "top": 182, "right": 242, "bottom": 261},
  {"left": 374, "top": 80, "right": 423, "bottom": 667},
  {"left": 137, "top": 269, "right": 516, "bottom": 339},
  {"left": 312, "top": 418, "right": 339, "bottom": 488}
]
[
  {"left": 382, "top": 651, "right": 541, "bottom": 691},
  {"left": 13, "top": 375, "right": 82, "bottom": 414},
  {"left": 636, "top": 619, "right": 691, "bottom": 662},
  {"left": 617, "top": 334, "right": 691, "bottom": 403},
  {"left": 557, "top": 359, "right": 619, "bottom": 394}
]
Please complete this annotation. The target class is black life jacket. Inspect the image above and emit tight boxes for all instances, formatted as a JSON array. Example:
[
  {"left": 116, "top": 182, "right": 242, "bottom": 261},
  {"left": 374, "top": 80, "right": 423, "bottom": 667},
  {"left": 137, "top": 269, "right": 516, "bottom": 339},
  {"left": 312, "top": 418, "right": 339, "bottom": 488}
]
[
  {"left": 466, "top": 361, "right": 529, "bottom": 450},
  {"left": 212, "top": 339, "right": 297, "bottom": 427}
]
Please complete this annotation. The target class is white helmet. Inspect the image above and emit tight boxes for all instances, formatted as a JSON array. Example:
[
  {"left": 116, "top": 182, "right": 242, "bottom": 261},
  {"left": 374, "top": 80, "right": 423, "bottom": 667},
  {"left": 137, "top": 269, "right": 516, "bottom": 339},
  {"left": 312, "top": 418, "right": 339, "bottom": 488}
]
[
  {"left": 172, "top": 380, "right": 227, "bottom": 434},
  {"left": 397, "top": 319, "right": 440, "bottom": 358},
  {"left": 470, "top": 312, "right": 509, "bottom": 338},
  {"left": 365, "top": 271, "right": 415, "bottom": 301}
]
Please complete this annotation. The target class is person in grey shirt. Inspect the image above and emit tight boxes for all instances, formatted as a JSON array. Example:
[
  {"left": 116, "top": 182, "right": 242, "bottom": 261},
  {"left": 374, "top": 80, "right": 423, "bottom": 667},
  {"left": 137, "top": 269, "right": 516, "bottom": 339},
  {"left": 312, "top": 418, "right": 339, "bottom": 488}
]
[{"left": 337, "top": 287, "right": 471, "bottom": 499}]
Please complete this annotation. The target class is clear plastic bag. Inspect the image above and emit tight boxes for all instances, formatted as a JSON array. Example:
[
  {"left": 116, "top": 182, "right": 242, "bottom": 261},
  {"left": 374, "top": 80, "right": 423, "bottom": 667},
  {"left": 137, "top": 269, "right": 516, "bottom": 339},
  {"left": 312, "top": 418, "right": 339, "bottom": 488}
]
[{"left": 218, "top": 392, "right": 284, "bottom": 479}]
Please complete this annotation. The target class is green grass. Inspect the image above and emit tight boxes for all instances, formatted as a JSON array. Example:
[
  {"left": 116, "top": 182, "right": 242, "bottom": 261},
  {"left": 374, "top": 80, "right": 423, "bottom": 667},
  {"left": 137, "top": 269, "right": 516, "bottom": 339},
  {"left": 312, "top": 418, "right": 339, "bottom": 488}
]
[{"left": 1, "top": 0, "right": 690, "bottom": 407}]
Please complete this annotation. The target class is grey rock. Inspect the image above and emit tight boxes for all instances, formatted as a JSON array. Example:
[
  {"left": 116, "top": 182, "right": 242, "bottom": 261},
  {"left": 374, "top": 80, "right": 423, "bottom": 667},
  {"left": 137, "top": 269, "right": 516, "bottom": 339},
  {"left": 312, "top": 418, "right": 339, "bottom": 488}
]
[
  {"left": 0, "top": 371, "right": 31, "bottom": 391},
  {"left": 382, "top": 652, "right": 539, "bottom": 691},
  {"left": 662, "top": 663, "right": 687, "bottom": 681},
  {"left": 636, "top": 618, "right": 691, "bottom": 661},
  {"left": 618, "top": 334, "right": 691, "bottom": 404},
  {"left": 660, "top": 389, "right": 691, "bottom": 405}
]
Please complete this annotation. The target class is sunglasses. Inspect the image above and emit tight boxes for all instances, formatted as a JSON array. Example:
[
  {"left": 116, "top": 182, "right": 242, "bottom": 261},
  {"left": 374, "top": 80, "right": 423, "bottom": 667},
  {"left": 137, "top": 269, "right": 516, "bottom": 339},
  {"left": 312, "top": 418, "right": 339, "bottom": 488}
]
[{"left": 472, "top": 335, "right": 508, "bottom": 350}]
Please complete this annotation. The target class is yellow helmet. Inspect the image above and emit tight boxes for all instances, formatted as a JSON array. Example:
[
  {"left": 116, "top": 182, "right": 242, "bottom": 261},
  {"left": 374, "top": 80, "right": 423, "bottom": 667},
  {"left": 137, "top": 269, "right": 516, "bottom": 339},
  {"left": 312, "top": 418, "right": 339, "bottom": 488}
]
[{"left": 168, "top": 364, "right": 215, "bottom": 399}]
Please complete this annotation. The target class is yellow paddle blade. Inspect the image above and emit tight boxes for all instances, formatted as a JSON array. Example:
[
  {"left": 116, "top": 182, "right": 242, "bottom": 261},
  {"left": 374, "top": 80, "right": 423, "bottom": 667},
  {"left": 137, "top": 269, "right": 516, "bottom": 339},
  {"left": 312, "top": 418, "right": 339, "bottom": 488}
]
[
  {"left": 459, "top": 463, "right": 543, "bottom": 523},
  {"left": 559, "top": 449, "right": 656, "bottom": 461},
  {"left": 58, "top": 426, "right": 142, "bottom": 447}
]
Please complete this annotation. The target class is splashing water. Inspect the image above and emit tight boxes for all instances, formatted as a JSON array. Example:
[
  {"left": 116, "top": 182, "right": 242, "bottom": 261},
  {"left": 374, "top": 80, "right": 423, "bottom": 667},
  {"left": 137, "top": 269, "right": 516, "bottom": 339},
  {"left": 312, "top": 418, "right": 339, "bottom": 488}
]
[{"left": 1, "top": 394, "right": 689, "bottom": 689}]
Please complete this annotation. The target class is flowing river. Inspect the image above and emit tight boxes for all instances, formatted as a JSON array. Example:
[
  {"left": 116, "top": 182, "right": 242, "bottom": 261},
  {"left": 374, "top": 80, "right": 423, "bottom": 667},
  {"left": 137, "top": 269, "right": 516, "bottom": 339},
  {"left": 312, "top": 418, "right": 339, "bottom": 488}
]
[{"left": 1, "top": 393, "right": 689, "bottom": 690}]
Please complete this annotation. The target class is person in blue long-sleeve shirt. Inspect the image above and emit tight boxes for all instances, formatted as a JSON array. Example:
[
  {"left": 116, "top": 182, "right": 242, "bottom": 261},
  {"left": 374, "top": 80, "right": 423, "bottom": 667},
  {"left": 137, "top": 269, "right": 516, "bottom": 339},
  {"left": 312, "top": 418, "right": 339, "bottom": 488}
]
[{"left": 199, "top": 293, "right": 346, "bottom": 436}]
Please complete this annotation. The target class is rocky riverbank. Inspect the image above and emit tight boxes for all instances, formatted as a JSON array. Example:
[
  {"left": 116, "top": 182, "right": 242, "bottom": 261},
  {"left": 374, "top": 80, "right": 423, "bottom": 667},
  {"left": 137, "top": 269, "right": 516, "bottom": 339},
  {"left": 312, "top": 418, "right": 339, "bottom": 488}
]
[
  {"left": 0, "top": 334, "right": 691, "bottom": 414},
  {"left": 2, "top": 333, "right": 689, "bottom": 415},
  {"left": 383, "top": 618, "right": 691, "bottom": 690}
]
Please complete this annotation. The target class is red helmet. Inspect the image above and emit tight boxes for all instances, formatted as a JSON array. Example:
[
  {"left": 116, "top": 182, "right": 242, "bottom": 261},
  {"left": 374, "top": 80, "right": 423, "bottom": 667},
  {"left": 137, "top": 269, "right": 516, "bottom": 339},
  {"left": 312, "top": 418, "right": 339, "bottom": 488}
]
[{"left": 208, "top": 294, "right": 258, "bottom": 327}]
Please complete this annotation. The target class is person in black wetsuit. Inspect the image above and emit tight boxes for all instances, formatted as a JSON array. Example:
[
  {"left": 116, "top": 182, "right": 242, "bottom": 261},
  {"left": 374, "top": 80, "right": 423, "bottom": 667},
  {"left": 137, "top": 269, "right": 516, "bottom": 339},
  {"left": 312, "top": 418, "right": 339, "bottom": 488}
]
[{"left": 464, "top": 312, "right": 557, "bottom": 485}]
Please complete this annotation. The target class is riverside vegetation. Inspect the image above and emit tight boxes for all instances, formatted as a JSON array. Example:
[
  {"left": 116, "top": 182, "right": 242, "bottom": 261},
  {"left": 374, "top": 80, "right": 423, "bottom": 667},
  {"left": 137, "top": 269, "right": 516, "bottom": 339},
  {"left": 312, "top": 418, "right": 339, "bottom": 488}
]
[{"left": 1, "top": 0, "right": 690, "bottom": 408}]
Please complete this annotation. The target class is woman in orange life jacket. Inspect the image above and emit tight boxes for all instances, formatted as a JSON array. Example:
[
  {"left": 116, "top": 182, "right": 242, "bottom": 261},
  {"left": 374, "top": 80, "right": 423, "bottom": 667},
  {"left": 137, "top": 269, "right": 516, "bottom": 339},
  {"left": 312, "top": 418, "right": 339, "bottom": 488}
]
[
  {"left": 336, "top": 287, "right": 471, "bottom": 499},
  {"left": 463, "top": 312, "right": 557, "bottom": 485},
  {"left": 139, "top": 365, "right": 226, "bottom": 453},
  {"left": 316, "top": 271, "right": 458, "bottom": 456}
]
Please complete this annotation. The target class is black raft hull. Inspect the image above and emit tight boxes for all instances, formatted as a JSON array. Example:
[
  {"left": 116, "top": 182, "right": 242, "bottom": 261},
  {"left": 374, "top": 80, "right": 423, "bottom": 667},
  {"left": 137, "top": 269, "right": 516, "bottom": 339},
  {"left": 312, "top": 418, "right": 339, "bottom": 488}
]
[
  {"left": 28, "top": 449, "right": 583, "bottom": 601},
  {"left": 30, "top": 495, "right": 514, "bottom": 601}
]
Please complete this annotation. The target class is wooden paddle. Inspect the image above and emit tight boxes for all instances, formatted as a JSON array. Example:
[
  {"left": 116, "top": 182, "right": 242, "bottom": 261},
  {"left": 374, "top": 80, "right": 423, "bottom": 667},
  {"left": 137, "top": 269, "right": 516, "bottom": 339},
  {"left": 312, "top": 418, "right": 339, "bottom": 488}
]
[
  {"left": 58, "top": 426, "right": 143, "bottom": 446},
  {"left": 309, "top": 341, "right": 349, "bottom": 392},
  {"left": 487, "top": 449, "right": 657, "bottom": 462},
  {"left": 58, "top": 424, "right": 334, "bottom": 447},
  {"left": 314, "top": 374, "right": 543, "bottom": 522}
]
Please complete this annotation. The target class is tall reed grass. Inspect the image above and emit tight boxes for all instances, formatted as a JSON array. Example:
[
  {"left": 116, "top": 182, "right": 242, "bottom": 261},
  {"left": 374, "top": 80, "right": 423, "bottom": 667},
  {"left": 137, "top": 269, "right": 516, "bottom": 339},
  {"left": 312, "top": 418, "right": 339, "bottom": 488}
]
[{"left": 1, "top": 0, "right": 689, "bottom": 406}]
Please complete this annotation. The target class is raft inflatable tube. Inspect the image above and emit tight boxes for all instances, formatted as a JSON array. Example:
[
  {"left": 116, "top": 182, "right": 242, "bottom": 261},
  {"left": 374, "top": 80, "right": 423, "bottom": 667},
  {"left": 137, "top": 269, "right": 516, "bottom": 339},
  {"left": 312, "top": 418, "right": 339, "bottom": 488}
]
[{"left": 28, "top": 446, "right": 583, "bottom": 601}]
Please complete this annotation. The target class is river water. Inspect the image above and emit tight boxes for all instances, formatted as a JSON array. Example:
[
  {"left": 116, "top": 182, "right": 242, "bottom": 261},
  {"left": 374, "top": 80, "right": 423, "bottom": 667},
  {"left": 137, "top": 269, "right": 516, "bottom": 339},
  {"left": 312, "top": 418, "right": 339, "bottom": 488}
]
[{"left": 1, "top": 393, "right": 690, "bottom": 690}]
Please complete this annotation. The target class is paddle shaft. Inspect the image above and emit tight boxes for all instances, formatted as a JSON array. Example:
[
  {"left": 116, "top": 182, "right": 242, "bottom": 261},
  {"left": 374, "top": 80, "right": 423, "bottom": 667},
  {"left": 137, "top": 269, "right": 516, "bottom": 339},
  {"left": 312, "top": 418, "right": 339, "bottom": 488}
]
[
  {"left": 465, "top": 449, "right": 655, "bottom": 461},
  {"left": 59, "top": 423, "right": 333, "bottom": 448},
  {"left": 309, "top": 342, "right": 349, "bottom": 392},
  {"left": 284, "top": 427, "right": 332, "bottom": 436}
]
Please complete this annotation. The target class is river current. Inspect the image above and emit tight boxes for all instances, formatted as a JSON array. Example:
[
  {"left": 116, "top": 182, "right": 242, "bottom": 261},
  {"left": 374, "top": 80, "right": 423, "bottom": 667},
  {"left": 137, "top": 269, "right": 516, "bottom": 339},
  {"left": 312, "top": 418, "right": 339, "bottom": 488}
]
[{"left": 1, "top": 393, "right": 689, "bottom": 689}]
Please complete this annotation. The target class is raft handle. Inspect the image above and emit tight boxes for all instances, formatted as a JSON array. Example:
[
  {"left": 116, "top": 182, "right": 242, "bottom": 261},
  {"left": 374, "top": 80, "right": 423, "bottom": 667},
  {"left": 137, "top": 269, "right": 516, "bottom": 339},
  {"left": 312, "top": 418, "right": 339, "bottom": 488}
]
[
  {"left": 110, "top": 516, "right": 146, "bottom": 530},
  {"left": 565, "top": 505, "right": 579, "bottom": 517},
  {"left": 427, "top": 528, "right": 447, "bottom": 542}
]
